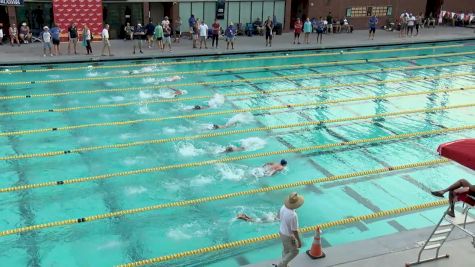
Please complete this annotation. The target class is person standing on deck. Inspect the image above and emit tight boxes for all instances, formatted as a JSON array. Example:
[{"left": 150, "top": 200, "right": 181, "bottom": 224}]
[
  {"left": 369, "top": 14, "right": 378, "bottom": 40},
  {"left": 272, "top": 192, "right": 304, "bottom": 267}
]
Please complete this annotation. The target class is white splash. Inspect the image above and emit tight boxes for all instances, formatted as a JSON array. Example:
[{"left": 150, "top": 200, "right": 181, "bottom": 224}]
[
  {"left": 190, "top": 175, "right": 214, "bottom": 187},
  {"left": 97, "top": 240, "right": 122, "bottom": 250},
  {"left": 86, "top": 71, "right": 100, "bottom": 77},
  {"left": 162, "top": 126, "right": 191, "bottom": 134},
  {"left": 141, "top": 75, "right": 182, "bottom": 85},
  {"left": 176, "top": 142, "right": 205, "bottom": 157},
  {"left": 226, "top": 113, "right": 254, "bottom": 126},
  {"left": 123, "top": 156, "right": 147, "bottom": 166},
  {"left": 124, "top": 185, "right": 148, "bottom": 196},
  {"left": 216, "top": 163, "right": 247, "bottom": 181},
  {"left": 208, "top": 93, "right": 225, "bottom": 108},
  {"left": 98, "top": 96, "right": 125, "bottom": 103},
  {"left": 166, "top": 223, "right": 210, "bottom": 240},
  {"left": 239, "top": 137, "right": 266, "bottom": 151}
]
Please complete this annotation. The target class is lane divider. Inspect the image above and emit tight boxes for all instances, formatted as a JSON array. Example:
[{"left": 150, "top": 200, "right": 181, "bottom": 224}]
[
  {"left": 117, "top": 199, "right": 449, "bottom": 267},
  {"left": 2, "top": 51, "right": 474, "bottom": 86},
  {"left": 0, "top": 125, "right": 473, "bottom": 194},
  {"left": 0, "top": 158, "right": 449, "bottom": 237},
  {"left": 1, "top": 43, "right": 464, "bottom": 74},
  {"left": 1, "top": 103, "right": 473, "bottom": 161},
  {"left": 0, "top": 60, "right": 473, "bottom": 100},
  {"left": 1, "top": 86, "right": 472, "bottom": 137},
  {"left": 0, "top": 72, "right": 471, "bottom": 117}
]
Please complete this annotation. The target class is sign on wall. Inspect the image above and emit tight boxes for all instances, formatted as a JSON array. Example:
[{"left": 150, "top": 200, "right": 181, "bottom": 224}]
[
  {"left": 53, "top": 0, "right": 103, "bottom": 37},
  {"left": 0, "top": 0, "right": 24, "bottom": 6},
  {"left": 216, "top": 0, "right": 225, "bottom": 20}
]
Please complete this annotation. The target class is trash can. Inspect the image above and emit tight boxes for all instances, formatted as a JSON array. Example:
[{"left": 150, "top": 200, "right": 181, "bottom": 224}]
[{"left": 275, "top": 23, "right": 282, "bottom": 35}]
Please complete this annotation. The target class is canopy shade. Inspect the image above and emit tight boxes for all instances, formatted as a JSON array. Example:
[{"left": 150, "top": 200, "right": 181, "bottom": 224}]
[{"left": 437, "top": 139, "right": 475, "bottom": 171}]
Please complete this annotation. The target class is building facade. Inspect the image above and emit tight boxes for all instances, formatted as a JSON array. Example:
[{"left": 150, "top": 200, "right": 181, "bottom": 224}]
[{"left": 1, "top": 0, "right": 474, "bottom": 39}]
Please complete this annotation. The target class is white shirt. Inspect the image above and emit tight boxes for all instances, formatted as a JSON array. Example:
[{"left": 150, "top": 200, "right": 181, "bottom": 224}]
[
  {"left": 42, "top": 31, "right": 51, "bottom": 42},
  {"left": 408, "top": 16, "right": 415, "bottom": 26},
  {"left": 278, "top": 205, "right": 298, "bottom": 237},
  {"left": 162, "top": 19, "right": 170, "bottom": 27},
  {"left": 199, "top": 24, "right": 208, "bottom": 37},
  {"left": 0, "top": 29, "right": 3, "bottom": 38},
  {"left": 343, "top": 19, "right": 348, "bottom": 25},
  {"left": 85, "top": 29, "right": 91, "bottom": 41},
  {"left": 102, "top": 28, "right": 109, "bottom": 39}
]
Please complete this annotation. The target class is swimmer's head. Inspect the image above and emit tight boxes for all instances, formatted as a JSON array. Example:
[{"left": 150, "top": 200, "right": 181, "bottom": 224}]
[
  {"left": 212, "top": 124, "right": 220, "bottom": 129},
  {"left": 194, "top": 105, "right": 201, "bottom": 110},
  {"left": 225, "top": 147, "right": 234, "bottom": 152},
  {"left": 280, "top": 159, "right": 288, "bottom": 166}
]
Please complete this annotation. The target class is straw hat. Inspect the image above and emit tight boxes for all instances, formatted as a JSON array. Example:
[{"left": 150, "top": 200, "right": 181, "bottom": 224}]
[{"left": 284, "top": 192, "right": 304, "bottom": 209}]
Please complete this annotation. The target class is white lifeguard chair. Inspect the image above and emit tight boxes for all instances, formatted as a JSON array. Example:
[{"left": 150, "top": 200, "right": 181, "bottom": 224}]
[{"left": 406, "top": 196, "right": 475, "bottom": 266}]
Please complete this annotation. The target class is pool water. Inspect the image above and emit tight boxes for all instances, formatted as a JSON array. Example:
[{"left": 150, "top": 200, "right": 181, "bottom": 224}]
[{"left": 0, "top": 41, "right": 475, "bottom": 267}]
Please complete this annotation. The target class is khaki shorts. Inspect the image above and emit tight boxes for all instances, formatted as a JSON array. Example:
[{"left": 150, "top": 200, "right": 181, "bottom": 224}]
[{"left": 103, "top": 39, "right": 111, "bottom": 46}]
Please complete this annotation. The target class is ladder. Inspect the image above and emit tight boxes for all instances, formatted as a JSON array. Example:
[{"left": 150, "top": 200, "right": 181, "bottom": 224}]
[{"left": 406, "top": 204, "right": 475, "bottom": 266}]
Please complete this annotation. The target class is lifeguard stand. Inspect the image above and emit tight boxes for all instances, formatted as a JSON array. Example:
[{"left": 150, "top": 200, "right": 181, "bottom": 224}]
[{"left": 406, "top": 197, "right": 475, "bottom": 266}]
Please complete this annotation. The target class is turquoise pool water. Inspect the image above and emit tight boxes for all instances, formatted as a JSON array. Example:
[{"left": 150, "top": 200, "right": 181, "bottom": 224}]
[{"left": 0, "top": 41, "right": 475, "bottom": 267}]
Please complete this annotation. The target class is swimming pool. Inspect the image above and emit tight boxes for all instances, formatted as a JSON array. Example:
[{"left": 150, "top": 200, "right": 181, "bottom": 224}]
[{"left": 0, "top": 40, "right": 474, "bottom": 267}]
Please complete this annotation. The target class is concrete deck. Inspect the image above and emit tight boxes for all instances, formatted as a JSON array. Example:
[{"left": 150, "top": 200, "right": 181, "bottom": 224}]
[
  {"left": 246, "top": 211, "right": 475, "bottom": 267},
  {"left": 0, "top": 26, "right": 474, "bottom": 65}
]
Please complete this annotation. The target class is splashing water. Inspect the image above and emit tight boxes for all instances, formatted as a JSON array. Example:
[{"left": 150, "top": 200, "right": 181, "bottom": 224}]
[
  {"left": 124, "top": 186, "right": 148, "bottom": 195},
  {"left": 176, "top": 142, "right": 206, "bottom": 157},
  {"left": 208, "top": 93, "right": 226, "bottom": 108},
  {"left": 216, "top": 163, "right": 248, "bottom": 181},
  {"left": 226, "top": 113, "right": 255, "bottom": 126},
  {"left": 239, "top": 137, "right": 266, "bottom": 151},
  {"left": 190, "top": 175, "right": 214, "bottom": 187},
  {"left": 98, "top": 96, "right": 125, "bottom": 103}
]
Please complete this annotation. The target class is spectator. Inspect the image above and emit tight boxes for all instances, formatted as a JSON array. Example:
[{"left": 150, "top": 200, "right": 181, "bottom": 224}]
[
  {"left": 19, "top": 22, "right": 31, "bottom": 43},
  {"left": 174, "top": 16, "right": 182, "bottom": 43},
  {"left": 50, "top": 24, "right": 61, "bottom": 55},
  {"left": 369, "top": 15, "right": 378, "bottom": 40},
  {"left": 333, "top": 18, "right": 341, "bottom": 33},
  {"left": 0, "top": 23, "right": 3, "bottom": 45},
  {"left": 41, "top": 26, "right": 52, "bottom": 57},
  {"left": 68, "top": 22, "right": 78, "bottom": 54},
  {"left": 400, "top": 12, "right": 408, "bottom": 37},
  {"left": 427, "top": 12, "right": 436, "bottom": 28},
  {"left": 253, "top": 17, "right": 263, "bottom": 35},
  {"left": 133, "top": 22, "right": 145, "bottom": 54},
  {"left": 431, "top": 179, "right": 475, "bottom": 217},
  {"left": 211, "top": 19, "right": 220, "bottom": 48},
  {"left": 162, "top": 16, "right": 170, "bottom": 28},
  {"left": 316, "top": 17, "right": 324, "bottom": 43},
  {"left": 163, "top": 23, "right": 172, "bottom": 52},
  {"left": 326, "top": 12, "right": 333, "bottom": 33},
  {"left": 311, "top": 17, "right": 317, "bottom": 32},
  {"left": 303, "top": 18, "right": 312, "bottom": 44},
  {"left": 293, "top": 18, "right": 302, "bottom": 44},
  {"left": 145, "top": 19, "right": 155, "bottom": 48},
  {"left": 154, "top": 23, "right": 164, "bottom": 51},
  {"left": 82, "top": 24, "right": 92, "bottom": 55},
  {"left": 199, "top": 20, "right": 208, "bottom": 49},
  {"left": 124, "top": 22, "right": 133, "bottom": 40},
  {"left": 264, "top": 16, "right": 273, "bottom": 47},
  {"left": 322, "top": 19, "right": 328, "bottom": 33},
  {"left": 415, "top": 13, "right": 423, "bottom": 36},
  {"left": 342, "top": 17, "right": 351, "bottom": 33},
  {"left": 225, "top": 22, "right": 236, "bottom": 50},
  {"left": 188, "top": 14, "right": 196, "bottom": 40},
  {"left": 101, "top": 24, "right": 112, "bottom": 56},
  {"left": 407, "top": 13, "right": 415, "bottom": 37},
  {"left": 192, "top": 19, "right": 199, "bottom": 48},
  {"left": 9, "top": 23, "right": 20, "bottom": 46}
]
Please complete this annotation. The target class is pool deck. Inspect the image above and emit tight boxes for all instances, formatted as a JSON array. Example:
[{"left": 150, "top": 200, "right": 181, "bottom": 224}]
[
  {"left": 245, "top": 211, "right": 475, "bottom": 267},
  {"left": 0, "top": 26, "right": 474, "bottom": 65}
]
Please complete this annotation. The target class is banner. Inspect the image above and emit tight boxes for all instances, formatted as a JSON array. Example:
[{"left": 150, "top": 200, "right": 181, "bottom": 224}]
[
  {"left": 0, "top": 0, "right": 24, "bottom": 6},
  {"left": 53, "top": 0, "right": 103, "bottom": 38},
  {"left": 216, "top": 0, "right": 225, "bottom": 20}
]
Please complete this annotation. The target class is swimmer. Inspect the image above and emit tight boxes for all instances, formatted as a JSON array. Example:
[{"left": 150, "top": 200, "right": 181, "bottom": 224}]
[
  {"left": 211, "top": 121, "right": 239, "bottom": 130},
  {"left": 263, "top": 159, "right": 287, "bottom": 176},
  {"left": 236, "top": 213, "right": 278, "bottom": 223},
  {"left": 170, "top": 88, "right": 183, "bottom": 97},
  {"left": 224, "top": 145, "right": 245, "bottom": 153},
  {"left": 193, "top": 105, "right": 210, "bottom": 110},
  {"left": 168, "top": 75, "right": 181, "bottom": 82}
]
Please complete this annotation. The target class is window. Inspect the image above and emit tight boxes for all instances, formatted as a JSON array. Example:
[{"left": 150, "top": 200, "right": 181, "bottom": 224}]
[{"left": 351, "top": 7, "right": 367, "bottom": 17}]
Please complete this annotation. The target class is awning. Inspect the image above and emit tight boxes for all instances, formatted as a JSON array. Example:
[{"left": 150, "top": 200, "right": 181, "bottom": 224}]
[{"left": 437, "top": 139, "right": 475, "bottom": 171}]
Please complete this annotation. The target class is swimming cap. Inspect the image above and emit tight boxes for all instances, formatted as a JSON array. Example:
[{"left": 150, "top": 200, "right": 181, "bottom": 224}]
[
  {"left": 194, "top": 105, "right": 201, "bottom": 110},
  {"left": 281, "top": 159, "right": 287, "bottom": 166}
]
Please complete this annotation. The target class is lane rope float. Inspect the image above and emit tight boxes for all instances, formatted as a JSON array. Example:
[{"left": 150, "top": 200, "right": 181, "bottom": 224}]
[
  {"left": 0, "top": 71, "right": 472, "bottom": 117},
  {"left": 0, "top": 60, "right": 473, "bottom": 100},
  {"left": 0, "top": 125, "right": 473, "bottom": 193},
  {"left": 0, "top": 158, "right": 449, "bottom": 237},
  {"left": 1, "top": 103, "right": 473, "bottom": 161},
  {"left": 1, "top": 51, "right": 474, "bottom": 86},
  {"left": 1, "top": 86, "right": 472, "bottom": 137},
  {"left": 0, "top": 43, "right": 464, "bottom": 74},
  {"left": 117, "top": 199, "right": 449, "bottom": 267}
]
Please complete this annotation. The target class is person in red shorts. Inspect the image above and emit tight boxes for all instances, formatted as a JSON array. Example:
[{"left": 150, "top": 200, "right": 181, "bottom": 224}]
[
  {"left": 293, "top": 18, "right": 302, "bottom": 44},
  {"left": 431, "top": 179, "right": 475, "bottom": 217}
]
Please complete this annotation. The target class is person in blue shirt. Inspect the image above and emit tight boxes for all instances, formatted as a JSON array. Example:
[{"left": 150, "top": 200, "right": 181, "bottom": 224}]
[
  {"left": 188, "top": 14, "right": 196, "bottom": 40},
  {"left": 369, "top": 15, "right": 378, "bottom": 40},
  {"left": 50, "top": 24, "right": 61, "bottom": 56},
  {"left": 225, "top": 22, "right": 236, "bottom": 50}
]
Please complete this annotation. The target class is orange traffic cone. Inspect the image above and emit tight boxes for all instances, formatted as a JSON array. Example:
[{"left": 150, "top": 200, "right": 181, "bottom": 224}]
[{"left": 306, "top": 227, "right": 326, "bottom": 259}]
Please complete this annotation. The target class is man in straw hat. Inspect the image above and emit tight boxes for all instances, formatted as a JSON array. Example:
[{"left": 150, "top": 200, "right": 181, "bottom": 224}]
[{"left": 273, "top": 192, "right": 304, "bottom": 267}]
